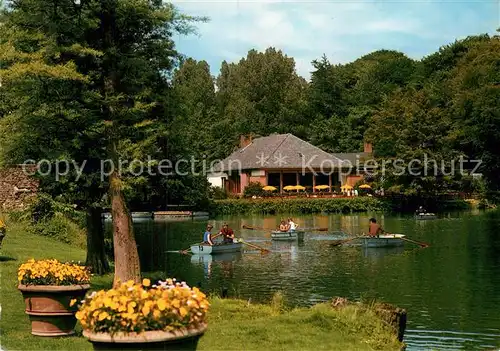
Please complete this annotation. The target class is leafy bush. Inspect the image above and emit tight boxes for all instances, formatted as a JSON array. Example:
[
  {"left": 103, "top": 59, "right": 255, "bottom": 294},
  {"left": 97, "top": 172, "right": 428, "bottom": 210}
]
[
  {"left": 11, "top": 193, "right": 85, "bottom": 227},
  {"left": 210, "top": 197, "right": 387, "bottom": 215},
  {"left": 27, "top": 213, "right": 86, "bottom": 248},
  {"left": 210, "top": 186, "right": 228, "bottom": 200},
  {"left": 30, "top": 194, "right": 55, "bottom": 222},
  {"left": 243, "top": 182, "right": 265, "bottom": 198}
]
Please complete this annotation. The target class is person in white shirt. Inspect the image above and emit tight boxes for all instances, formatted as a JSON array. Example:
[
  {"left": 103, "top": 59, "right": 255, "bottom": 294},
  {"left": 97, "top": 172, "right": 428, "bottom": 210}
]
[{"left": 287, "top": 218, "right": 297, "bottom": 232}]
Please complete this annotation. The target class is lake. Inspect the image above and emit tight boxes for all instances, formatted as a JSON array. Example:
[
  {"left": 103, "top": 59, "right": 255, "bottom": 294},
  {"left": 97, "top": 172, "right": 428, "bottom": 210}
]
[{"left": 107, "top": 210, "right": 500, "bottom": 350}]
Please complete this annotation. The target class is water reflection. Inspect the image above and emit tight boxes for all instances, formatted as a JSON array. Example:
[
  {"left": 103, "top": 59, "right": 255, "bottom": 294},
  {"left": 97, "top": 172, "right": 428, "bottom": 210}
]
[
  {"left": 106, "top": 210, "right": 500, "bottom": 351},
  {"left": 362, "top": 246, "right": 405, "bottom": 261},
  {"left": 190, "top": 252, "right": 242, "bottom": 279}
]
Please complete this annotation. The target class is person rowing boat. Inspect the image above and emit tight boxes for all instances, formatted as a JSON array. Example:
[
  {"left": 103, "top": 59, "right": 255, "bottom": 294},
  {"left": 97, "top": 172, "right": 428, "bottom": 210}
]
[
  {"left": 368, "top": 218, "right": 384, "bottom": 238},
  {"left": 279, "top": 220, "right": 288, "bottom": 232},
  {"left": 203, "top": 224, "right": 214, "bottom": 246},
  {"left": 415, "top": 206, "right": 426, "bottom": 215},
  {"left": 218, "top": 223, "right": 235, "bottom": 244}
]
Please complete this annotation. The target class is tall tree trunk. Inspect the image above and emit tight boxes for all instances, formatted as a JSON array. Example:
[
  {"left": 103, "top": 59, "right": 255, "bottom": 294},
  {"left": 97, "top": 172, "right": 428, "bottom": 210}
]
[
  {"left": 110, "top": 170, "right": 141, "bottom": 287},
  {"left": 85, "top": 206, "right": 110, "bottom": 275},
  {"left": 100, "top": 0, "right": 140, "bottom": 287}
]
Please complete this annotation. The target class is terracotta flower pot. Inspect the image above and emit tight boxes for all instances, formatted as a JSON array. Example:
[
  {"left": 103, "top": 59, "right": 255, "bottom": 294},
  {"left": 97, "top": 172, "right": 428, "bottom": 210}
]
[
  {"left": 83, "top": 324, "right": 207, "bottom": 351},
  {"left": 18, "top": 284, "right": 90, "bottom": 336}
]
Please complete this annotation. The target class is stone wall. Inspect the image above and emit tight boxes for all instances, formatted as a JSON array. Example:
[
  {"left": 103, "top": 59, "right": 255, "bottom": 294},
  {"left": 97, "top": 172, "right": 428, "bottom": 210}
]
[{"left": 0, "top": 166, "right": 39, "bottom": 211}]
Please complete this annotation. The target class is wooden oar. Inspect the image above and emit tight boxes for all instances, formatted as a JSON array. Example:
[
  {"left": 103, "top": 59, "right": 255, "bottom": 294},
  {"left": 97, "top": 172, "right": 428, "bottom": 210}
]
[
  {"left": 179, "top": 233, "right": 223, "bottom": 255},
  {"left": 242, "top": 224, "right": 328, "bottom": 232},
  {"left": 330, "top": 236, "right": 362, "bottom": 247},
  {"left": 399, "top": 236, "right": 430, "bottom": 248},
  {"left": 236, "top": 238, "right": 271, "bottom": 254}
]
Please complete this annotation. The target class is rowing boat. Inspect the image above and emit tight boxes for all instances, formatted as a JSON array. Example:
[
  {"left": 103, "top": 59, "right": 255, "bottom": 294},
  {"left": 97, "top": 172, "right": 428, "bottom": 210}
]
[
  {"left": 190, "top": 242, "right": 243, "bottom": 255},
  {"left": 415, "top": 213, "right": 437, "bottom": 220},
  {"left": 271, "top": 230, "right": 305, "bottom": 241},
  {"left": 361, "top": 234, "right": 405, "bottom": 248}
]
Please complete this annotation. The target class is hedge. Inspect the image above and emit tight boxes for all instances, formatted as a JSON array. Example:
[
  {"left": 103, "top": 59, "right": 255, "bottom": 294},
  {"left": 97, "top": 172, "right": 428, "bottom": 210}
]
[{"left": 209, "top": 197, "right": 388, "bottom": 215}]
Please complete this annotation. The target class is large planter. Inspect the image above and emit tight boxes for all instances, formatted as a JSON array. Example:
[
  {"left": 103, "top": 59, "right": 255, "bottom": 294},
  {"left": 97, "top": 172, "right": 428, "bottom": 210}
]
[
  {"left": 18, "top": 284, "right": 90, "bottom": 336},
  {"left": 83, "top": 324, "right": 207, "bottom": 351}
]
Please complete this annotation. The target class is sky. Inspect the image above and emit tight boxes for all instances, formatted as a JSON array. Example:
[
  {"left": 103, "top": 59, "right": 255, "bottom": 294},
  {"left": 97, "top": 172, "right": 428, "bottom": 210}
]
[{"left": 172, "top": 0, "right": 499, "bottom": 80}]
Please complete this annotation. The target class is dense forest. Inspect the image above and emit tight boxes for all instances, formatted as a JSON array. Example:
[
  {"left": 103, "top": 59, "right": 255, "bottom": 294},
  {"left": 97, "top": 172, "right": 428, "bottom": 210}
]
[
  {"left": 1, "top": 2, "right": 499, "bottom": 210},
  {"left": 172, "top": 35, "right": 500, "bottom": 199}
]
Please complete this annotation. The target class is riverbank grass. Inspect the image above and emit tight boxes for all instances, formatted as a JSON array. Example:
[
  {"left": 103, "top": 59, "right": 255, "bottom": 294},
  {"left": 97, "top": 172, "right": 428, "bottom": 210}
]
[{"left": 1, "top": 220, "right": 402, "bottom": 350}]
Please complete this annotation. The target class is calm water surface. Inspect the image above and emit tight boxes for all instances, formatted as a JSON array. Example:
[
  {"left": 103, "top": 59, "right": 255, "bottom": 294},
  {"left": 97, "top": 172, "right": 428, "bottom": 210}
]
[{"left": 107, "top": 210, "right": 500, "bottom": 350}]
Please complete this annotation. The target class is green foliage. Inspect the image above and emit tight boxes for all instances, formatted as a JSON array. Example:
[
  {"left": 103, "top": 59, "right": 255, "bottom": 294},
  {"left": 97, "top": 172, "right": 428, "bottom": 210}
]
[
  {"left": 210, "top": 197, "right": 387, "bottom": 215},
  {"left": 307, "top": 50, "right": 416, "bottom": 153},
  {"left": 11, "top": 193, "right": 85, "bottom": 225},
  {"left": 270, "top": 291, "right": 287, "bottom": 314},
  {"left": 209, "top": 186, "right": 228, "bottom": 200},
  {"left": 242, "top": 182, "right": 265, "bottom": 198},
  {"left": 0, "top": 0, "right": 206, "bottom": 209},
  {"left": 211, "top": 48, "right": 309, "bottom": 159},
  {"left": 10, "top": 195, "right": 87, "bottom": 249},
  {"left": 363, "top": 35, "right": 500, "bottom": 198},
  {"left": 203, "top": 298, "right": 402, "bottom": 351},
  {"left": 171, "top": 58, "right": 217, "bottom": 160},
  {"left": 27, "top": 213, "right": 86, "bottom": 249}
]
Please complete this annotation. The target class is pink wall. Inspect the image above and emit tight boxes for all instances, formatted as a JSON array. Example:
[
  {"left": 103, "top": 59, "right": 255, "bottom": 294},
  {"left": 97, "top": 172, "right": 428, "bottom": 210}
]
[
  {"left": 347, "top": 175, "right": 363, "bottom": 186},
  {"left": 249, "top": 176, "right": 267, "bottom": 186},
  {"left": 240, "top": 173, "right": 249, "bottom": 193}
]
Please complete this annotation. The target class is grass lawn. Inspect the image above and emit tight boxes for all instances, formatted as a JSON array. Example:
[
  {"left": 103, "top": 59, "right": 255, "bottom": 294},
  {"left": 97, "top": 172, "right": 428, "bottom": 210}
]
[{"left": 0, "top": 220, "right": 402, "bottom": 350}]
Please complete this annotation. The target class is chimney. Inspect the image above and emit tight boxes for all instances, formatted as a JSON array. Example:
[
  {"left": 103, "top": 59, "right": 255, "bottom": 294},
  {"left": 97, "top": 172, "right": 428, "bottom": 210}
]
[
  {"left": 364, "top": 142, "right": 373, "bottom": 153},
  {"left": 240, "top": 135, "right": 253, "bottom": 148}
]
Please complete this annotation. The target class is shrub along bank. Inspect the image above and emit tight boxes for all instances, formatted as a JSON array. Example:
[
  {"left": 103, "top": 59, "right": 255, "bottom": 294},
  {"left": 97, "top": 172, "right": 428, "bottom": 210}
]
[
  {"left": 210, "top": 197, "right": 388, "bottom": 215},
  {"left": 1, "top": 219, "right": 403, "bottom": 350}
]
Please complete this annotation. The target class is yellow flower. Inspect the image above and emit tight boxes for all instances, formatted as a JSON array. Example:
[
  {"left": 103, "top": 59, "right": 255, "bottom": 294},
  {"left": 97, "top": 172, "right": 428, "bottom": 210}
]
[
  {"left": 17, "top": 259, "right": 90, "bottom": 285},
  {"left": 157, "top": 299, "right": 167, "bottom": 311},
  {"left": 70, "top": 299, "right": 77, "bottom": 306},
  {"left": 98, "top": 311, "right": 109, "bottom": 321},
  {"left": 76, "top": 279, "right": 209, "bottom": 334},
  {"left": 142, "top": 278, "right": 151, "bottom": 287},
  {"left": 142, "top": 305, "right": 151, "bottom": 316},
  {"left": 179, "top": 307, "right": 188, "bottom": 317}
]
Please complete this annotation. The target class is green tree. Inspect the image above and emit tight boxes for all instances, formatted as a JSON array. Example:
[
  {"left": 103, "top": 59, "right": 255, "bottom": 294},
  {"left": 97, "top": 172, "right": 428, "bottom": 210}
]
[
  {"left": 171, "top": 58, "right": 217, "bottom": 160},
  {"left": 307, "top": 50, "right": 415, "bottom": 153},
  {"left": 449, "top": 35, "right": 500, "bottom": 196},
  {"left": 365, "top": 88, "right": 457, "bottom": 194},
  {"left": 0, "top": 0, "right": 201, "bottom": 284},
  {"left": 214, "top": 48, "right": 308, "bottom": 155}
]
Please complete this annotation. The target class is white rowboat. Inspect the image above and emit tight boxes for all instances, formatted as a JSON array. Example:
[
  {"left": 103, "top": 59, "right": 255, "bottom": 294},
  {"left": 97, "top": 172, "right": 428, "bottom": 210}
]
[
  {"left": 361, "top": 234, "right": 405, "bottom": 248},
  {"left": 271, "top": 231, "right": 305, "bottom": 241},
  {"left": 415, "top": 213, "right": 437, "bottom": 220},
  {"left": 190, "top": 243, "right": 243, "bottom": 255}
]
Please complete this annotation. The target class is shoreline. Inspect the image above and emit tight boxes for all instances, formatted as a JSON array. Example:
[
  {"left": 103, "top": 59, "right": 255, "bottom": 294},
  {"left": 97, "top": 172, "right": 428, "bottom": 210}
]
[
  {"left": 1, "top": 220, "right": 404, "bottom": 350},
  {"left": 209, "top": 196, "right": 472, "bottom": 216}
]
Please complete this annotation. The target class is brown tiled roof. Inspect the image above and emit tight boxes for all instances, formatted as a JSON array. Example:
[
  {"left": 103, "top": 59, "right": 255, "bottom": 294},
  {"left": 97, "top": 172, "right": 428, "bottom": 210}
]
[{"left": 212, "top": 134, "right": 347, "bottom": 172}]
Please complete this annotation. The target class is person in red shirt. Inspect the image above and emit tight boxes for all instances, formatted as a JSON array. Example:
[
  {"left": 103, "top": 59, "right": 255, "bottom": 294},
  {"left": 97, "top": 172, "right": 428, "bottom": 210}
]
[
  {"left": 219, "top": 223, "right": 234, "bottom": 244},
  {"left": 368, "top": 218, "right": 384, "bottom": 237}
]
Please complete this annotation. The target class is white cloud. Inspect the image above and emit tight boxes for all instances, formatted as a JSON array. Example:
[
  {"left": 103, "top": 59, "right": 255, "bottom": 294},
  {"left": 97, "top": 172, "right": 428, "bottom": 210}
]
[{"left": 173, "top": 0, "right": 498, "bottom": 80}]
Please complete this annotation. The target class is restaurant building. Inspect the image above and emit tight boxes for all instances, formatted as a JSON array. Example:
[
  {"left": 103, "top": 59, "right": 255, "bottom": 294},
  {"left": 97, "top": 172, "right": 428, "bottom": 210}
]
[{"left": 207, "top": 134, "right": 372, "bottom": 195}]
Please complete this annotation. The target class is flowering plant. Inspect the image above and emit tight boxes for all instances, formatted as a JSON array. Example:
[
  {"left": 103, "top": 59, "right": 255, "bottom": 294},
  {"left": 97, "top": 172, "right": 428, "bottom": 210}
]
[
  {"left": 75, "top": 279, "right": 209, "bottom": 334},
  {"left": 18, "top": 259, "right": 90, "bottom": 286}
]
